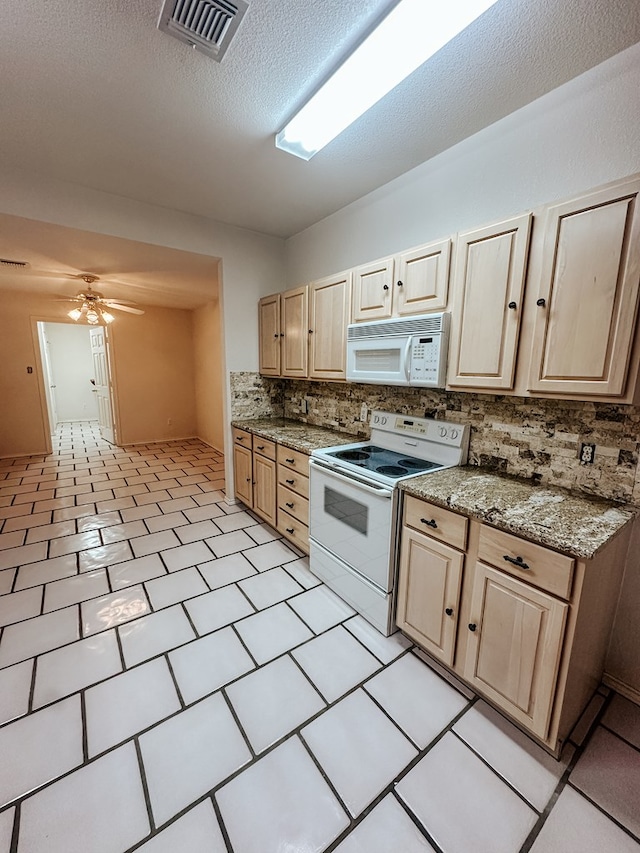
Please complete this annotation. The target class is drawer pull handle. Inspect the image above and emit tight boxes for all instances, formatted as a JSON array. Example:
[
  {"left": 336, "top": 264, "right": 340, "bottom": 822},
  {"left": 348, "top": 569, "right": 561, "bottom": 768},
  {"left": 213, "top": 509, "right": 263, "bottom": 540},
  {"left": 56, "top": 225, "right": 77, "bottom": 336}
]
[
  {"left": 503, "top": 555, "right": 530, "bottom": 570},
  {"left": 286, "top": 478, "right": 295, "bottom": 485},
  {"left": 285, "top": 527, "right": 295, "bottom": 534},
  {"left": 285, "top": 458, "right": 295, "bottom": 464},
  {"left": 445, "top": 607, "right": 453, "bottom": 616},
  {"left": 468, "top": 623, "right": 477, "bottom": 632},
  {"left": 286, "top": 501, "right": 294, "bottom": 508},
  {"left": 420, "top": 518, "right": 438, "bottom": 529}
]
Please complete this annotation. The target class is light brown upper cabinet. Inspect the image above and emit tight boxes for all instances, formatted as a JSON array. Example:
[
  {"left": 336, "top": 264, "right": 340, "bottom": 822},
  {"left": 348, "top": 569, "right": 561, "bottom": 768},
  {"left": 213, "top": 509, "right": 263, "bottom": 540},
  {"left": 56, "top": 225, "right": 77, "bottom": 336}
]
[
  {"left": 395, "top": 238, "right": 451, "bottom": 316},
  {"left": 308, "top": 271, "right": 352, "bottom": 381},
  {"left": 447, "top": 213, "right": 532, "bottom": 390},
  {"left": 352, "top": 238, "right": 451, "bottom": 322},
  {"left": 258, "top": 293, "right": 281, "bottom": 376},
  {"left": 352, "top": 256, "right": 394, "bottom": 322},
  {"left": 281, "top": 286, "right": 308, "bottom": 378},
  {"left": 528, "top": 177, "right": 640, "bottom": 398},
  {"left": 259, "top": 286, "right": 308, "bottom": 378}
]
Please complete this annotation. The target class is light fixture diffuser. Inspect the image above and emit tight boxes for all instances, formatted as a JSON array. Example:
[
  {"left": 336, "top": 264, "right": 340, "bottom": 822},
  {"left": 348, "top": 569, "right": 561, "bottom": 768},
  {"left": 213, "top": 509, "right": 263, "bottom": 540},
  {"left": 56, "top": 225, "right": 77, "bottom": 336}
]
[{"left": 276, "top": 0, "right": 498, "bottom": 160}]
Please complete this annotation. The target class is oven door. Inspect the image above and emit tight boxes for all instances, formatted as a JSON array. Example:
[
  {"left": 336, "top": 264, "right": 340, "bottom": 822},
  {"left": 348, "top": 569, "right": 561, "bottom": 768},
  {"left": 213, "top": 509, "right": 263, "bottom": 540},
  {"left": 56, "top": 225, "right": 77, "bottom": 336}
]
[{"left": 309, "top": 459, "right": 394, "bottom": 592}]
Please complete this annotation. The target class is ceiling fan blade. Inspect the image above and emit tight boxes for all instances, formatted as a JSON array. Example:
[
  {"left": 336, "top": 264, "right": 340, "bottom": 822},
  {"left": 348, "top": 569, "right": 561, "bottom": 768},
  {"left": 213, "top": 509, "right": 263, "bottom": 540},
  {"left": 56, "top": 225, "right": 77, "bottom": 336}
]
[
  {"left": 106, "top": 303, "right": 145, "bottom": 315},
  {"left": 101, "top": 299, "right": 139, "bottom": 307}
]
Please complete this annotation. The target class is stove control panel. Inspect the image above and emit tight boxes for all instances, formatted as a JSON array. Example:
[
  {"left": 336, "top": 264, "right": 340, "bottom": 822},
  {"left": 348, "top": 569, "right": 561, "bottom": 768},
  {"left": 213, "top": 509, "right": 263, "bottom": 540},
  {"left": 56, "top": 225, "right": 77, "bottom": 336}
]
[{"left": 371, "top": 411, "right": 469, "bottom": 450}]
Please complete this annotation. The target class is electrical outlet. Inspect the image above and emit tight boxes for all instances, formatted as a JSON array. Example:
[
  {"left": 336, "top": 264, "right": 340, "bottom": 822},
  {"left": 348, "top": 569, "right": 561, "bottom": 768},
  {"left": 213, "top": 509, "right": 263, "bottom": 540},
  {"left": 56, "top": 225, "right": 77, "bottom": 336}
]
[
  {"left": 360, "top": 404, "right": 368, "bottom": 422},
  {"left": 301, "top": 398, "right": 309, "bottom": 414},
  {"left": 580, "top": 443, "right": 595, "bottom": 464}
]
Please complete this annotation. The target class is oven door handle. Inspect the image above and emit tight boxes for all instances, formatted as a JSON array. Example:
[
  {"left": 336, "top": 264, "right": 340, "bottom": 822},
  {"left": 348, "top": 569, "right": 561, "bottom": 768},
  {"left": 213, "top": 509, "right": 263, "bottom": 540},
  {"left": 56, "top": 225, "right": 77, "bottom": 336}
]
[{"left": 309, "top": 458, "right": 394, "bottom": 498}]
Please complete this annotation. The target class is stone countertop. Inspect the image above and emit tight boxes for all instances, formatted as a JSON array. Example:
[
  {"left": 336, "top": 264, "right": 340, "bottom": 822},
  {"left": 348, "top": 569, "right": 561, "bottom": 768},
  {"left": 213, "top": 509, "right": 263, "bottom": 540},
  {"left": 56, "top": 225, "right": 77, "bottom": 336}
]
[
  {"left": 231, "top": 418, "right": 356, "bottom": 454},
  {"left": 399, "top": 467, "right": 636, "bottom": 560}
]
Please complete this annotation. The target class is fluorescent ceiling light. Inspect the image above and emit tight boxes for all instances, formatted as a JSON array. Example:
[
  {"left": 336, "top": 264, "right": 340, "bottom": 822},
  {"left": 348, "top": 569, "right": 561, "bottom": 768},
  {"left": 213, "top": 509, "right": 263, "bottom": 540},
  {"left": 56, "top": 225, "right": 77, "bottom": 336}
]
[{"left": 276, "top": 0, "right": 498, "bottom": 160}]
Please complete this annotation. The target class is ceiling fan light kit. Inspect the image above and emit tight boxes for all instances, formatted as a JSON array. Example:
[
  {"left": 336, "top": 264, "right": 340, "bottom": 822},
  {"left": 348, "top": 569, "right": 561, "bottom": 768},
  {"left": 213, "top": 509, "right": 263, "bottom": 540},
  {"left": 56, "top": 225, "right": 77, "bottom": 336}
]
[{"left": 62, "top": 274, "right": 144, "bottom": 324}]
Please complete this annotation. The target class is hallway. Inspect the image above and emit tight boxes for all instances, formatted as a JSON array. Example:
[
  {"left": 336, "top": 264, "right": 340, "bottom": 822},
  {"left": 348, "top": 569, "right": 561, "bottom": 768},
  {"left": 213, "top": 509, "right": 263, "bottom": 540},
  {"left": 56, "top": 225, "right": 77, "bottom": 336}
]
[{"left": 0, "top": 423, "right": 639, "bottom": 852}]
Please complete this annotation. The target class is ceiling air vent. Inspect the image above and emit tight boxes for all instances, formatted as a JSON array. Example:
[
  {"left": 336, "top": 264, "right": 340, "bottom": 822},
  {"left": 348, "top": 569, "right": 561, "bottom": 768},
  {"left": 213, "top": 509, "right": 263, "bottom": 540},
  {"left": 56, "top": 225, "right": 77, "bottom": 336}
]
[
  {"left": 158, "top": 0, "right": 248, "bottom": 61},
  {"left": 0, "top": 258, "right": 29, "bottom": 268}
]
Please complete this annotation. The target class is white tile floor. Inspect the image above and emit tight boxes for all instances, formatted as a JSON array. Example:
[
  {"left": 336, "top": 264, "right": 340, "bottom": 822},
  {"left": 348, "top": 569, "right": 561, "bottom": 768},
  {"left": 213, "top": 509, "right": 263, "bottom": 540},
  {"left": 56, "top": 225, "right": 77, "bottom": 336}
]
[{"left": 0, "top": 421, "right": 639, "bottom": 853}]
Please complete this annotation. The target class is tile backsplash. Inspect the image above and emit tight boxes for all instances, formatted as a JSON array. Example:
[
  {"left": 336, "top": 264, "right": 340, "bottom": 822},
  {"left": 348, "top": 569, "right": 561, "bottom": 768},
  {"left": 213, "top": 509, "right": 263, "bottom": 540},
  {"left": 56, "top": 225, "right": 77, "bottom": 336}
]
[{"left": 230, "top": 373, "right": 640, "bottom": 505}]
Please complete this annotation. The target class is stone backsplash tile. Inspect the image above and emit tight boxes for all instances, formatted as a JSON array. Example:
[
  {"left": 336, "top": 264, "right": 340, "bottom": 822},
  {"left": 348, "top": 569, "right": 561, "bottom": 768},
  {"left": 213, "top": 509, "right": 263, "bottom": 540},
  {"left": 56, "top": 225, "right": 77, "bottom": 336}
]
[
  {"left": 229, "top": 372, "right": 283, "bottom": 420},
  {"left": 230, "top": 373, "right": 640, "bottom": 504}
]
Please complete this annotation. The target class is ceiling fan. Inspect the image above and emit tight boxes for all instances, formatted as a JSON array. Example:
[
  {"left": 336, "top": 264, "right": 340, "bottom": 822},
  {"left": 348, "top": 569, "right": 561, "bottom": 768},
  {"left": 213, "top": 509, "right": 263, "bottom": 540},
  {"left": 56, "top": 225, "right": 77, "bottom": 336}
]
[{"left": 57, "top": 275, "right": 145, "bottom": 325}]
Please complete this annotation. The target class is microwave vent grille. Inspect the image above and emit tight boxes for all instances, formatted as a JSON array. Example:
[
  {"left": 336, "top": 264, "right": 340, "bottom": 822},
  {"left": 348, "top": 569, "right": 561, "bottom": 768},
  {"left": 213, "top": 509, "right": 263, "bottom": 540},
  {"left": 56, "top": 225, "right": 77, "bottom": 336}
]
[{"left": 348, "top": 313, "right": 446, "bottom": 340}]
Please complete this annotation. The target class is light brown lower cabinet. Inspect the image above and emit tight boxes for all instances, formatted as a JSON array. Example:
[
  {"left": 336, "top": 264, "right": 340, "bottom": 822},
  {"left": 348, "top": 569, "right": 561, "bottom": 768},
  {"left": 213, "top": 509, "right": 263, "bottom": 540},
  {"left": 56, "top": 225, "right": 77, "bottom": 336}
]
[
  {"left": 232, "top": 428, "right": 309, "bottom": 553},
  {"left": 397, "top": 494, "right": 631, "bottom": 756}
]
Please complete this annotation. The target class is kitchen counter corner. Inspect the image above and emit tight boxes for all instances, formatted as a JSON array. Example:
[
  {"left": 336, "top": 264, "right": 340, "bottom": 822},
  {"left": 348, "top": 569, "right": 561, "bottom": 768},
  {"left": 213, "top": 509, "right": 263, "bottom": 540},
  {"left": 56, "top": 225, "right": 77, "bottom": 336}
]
[
  {"left": 231, "top": 418, "right": 358, "bottom": 454},
  {"left": 399, "top": 467, "right": 636, "bottom": 559}
]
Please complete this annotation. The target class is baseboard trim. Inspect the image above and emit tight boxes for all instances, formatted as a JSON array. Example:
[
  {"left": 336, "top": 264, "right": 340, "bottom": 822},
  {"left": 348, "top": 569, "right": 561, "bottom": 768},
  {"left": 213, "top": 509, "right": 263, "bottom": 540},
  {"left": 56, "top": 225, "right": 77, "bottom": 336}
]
[{"left": 602, "top": 672, "right": 640, "bottom": 705}]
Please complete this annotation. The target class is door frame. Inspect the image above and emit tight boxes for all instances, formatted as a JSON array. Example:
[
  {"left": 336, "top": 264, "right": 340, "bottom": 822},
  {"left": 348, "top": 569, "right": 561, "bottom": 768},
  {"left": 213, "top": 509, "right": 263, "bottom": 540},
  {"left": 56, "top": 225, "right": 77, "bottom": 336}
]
[{"left": 31, "top": 316, "right": 121, "bottom": 453}]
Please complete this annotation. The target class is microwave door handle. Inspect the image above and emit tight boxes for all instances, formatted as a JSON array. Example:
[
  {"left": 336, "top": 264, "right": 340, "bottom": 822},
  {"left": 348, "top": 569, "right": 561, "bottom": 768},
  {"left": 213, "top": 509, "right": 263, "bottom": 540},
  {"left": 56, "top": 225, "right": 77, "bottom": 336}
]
[{"left": 404, "top": 337, "right": 412, "bottom": 383}]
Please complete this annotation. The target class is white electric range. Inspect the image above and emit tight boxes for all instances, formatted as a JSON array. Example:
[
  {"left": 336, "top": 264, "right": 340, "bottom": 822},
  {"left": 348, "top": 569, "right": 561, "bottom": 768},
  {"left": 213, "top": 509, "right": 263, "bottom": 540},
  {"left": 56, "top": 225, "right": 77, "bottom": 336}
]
[{"left": 309, "top": 411, "right": 469, "bottom": 635}]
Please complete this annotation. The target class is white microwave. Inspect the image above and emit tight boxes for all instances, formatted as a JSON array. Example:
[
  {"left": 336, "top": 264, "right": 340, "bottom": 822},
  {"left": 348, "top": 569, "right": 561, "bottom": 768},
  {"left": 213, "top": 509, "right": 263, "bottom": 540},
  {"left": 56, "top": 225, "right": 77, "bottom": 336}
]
[{"left": 346, "top": 313, "right": 450, "bottom": 387}]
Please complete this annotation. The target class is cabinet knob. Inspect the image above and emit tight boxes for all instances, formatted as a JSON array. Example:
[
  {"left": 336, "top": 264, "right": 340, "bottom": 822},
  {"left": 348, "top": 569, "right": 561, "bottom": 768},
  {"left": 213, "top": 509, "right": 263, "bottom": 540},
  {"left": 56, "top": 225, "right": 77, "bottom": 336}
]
[
  {"left": 468, "top": 623, "right": 477, "bottom": 632},
  {"left": 503, "top": 554, "right": 530, "bottom": 570},
  {"left": 286, "top": 478, "right": 294, "bottom": 484},
  {"left": 445, "top": 607, "right": 454, "bottom": 616},
  {"left": 383, "top": 284, "right": 389, "bottom": 291},
  {"left": 397, "top": 280, "right": 403, "bottom": 287},
  {"left": 285, "top": 458, "right": 295, "bottom": 464},
  {"left": 273, "top": 333, "right": 278, "bottom": 338},
  {"left": 285, "top": 527, "right": 295, "bottom": 534},
  {"left": 280, "top": 332, "right": 285, "bottom": 336},
  {"left": 420, "top": 518, "right": 438, "bottom": 529},
  {"left": 257, "top": 445, "right": 264, "bottom": 450},
  {"left": 308, "top": 329, "right": 313, "bottom": 334},
  {"left": 286, "top": 501, "right": 294, "bottom": 508},
  {"left": 246, "top": 477, "right": 251, "bottom": 482},
  {"left": 536, "top": 298, "right": 546, "bottom": 307},
  {"left": 508, "top": 301, "right": 517, "bottom": 309}
]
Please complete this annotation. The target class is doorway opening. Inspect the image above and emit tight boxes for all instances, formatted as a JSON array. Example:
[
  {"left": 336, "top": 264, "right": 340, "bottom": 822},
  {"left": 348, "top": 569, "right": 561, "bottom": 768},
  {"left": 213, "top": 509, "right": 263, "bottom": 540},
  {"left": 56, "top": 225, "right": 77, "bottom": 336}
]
[{"left": 36, "top": 321, "right": 117, "bottom": 445}]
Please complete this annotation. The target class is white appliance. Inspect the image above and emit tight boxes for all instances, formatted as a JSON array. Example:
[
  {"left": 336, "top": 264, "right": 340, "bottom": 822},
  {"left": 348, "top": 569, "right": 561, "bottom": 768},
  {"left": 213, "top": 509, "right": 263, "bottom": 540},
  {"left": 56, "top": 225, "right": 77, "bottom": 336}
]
[
  {"left": 309, "top": 411, "right": 469, "bottom": 635},
  {"left": 346, "top": 312, "right": 450, "bottom": 387}
]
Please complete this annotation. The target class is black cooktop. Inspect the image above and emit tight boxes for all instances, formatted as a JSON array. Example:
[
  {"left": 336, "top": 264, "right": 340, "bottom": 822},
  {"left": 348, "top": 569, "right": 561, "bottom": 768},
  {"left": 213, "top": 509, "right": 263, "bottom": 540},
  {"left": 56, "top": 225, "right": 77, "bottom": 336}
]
[{"left": 329, "top": 445, "right": 440, "bottom": 479}]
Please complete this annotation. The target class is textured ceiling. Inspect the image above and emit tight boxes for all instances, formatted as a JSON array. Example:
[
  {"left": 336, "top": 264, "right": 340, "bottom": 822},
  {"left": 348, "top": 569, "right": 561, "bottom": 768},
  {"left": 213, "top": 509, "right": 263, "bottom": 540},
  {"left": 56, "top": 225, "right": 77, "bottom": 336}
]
[{"left": 1, "top": 0, "right": 640, "bottom": 240}]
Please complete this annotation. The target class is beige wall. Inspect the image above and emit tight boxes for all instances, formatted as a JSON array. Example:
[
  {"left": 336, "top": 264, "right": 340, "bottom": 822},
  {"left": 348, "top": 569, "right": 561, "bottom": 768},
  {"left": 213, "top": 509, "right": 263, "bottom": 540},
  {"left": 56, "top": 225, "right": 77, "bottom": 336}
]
[
  {"left": 0, "top": 290, "right": 198, "bottom": 455},
  {"left": 109, "top": 305, "right": 197, "bottom": 446},
  {"left": 193, "top": 299, "right": 225, "bottom": 451}
]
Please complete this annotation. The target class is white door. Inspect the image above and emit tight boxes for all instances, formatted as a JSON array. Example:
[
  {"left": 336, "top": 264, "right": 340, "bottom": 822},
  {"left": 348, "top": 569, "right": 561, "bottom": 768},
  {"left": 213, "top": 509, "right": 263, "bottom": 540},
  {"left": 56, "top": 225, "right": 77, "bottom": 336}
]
[
  {"left": 37, "top": 323, "right": 58, "bottom": 434},
  {"left": 89, "top": 326, "right": 116, "bottom": 444}
]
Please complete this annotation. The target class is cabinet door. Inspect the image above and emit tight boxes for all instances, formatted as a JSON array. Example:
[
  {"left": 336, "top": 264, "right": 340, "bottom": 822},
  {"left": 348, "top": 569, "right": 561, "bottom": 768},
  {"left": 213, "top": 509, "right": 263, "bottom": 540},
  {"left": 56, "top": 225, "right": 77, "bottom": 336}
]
[
  {"left": 393, "top": 239, "right": 451, "bottom": 316},
  {"left": 528, "top": 178, "right": 640, "bottom": 397},
  {"left": 259, "top": 293, "right": 281, "bottom": 376},
  {"left": 397, "top": 529, "right": 464, "bottom": 667},
  {"left": 464, "top": 563, "right": 567, "bottom": 739},
  {"left": 253, "top": 453, "right": 276, "bottom": 526},
  {"left": 281, "top": 286, "right": 308, "bottom": 378},
  {"left": 233, "top": 444, "right": 253, "bottom": 507},
  {"left": 352, "top": 257, "right": 394, "bottom": 322},
  {"left": 447, "top": 213, "right": 532, "bottom": 390},
  {"left": 309, "top": 272, "right": 351, "bottom": 380}
]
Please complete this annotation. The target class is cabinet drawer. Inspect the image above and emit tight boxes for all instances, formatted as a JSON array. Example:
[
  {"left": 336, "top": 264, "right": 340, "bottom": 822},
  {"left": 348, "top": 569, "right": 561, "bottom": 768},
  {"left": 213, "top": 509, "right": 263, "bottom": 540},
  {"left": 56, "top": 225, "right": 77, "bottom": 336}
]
[
  {"left": 252, "top": 437, "right": 276, "bottom": 460},
  {"left": 478, "top": 526, "right": 575, "bottom": 599},
  {"left": 404, "top": 495, "right": 468, "bottom": 551},
  {"left": 277, "top": 445, "right": 309, "bottom": 474},
  {"left": 232, "top": 428, "right": 252, "bottom": 448},
  {"left": 277, "top": 466, "right": 309, "bottom": 499},
  {"left": 277, "top": 484, "right": 309, "bottom": 526},
  {"left": 278, "top": 509, "right": 309, "bottom": 553}
]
